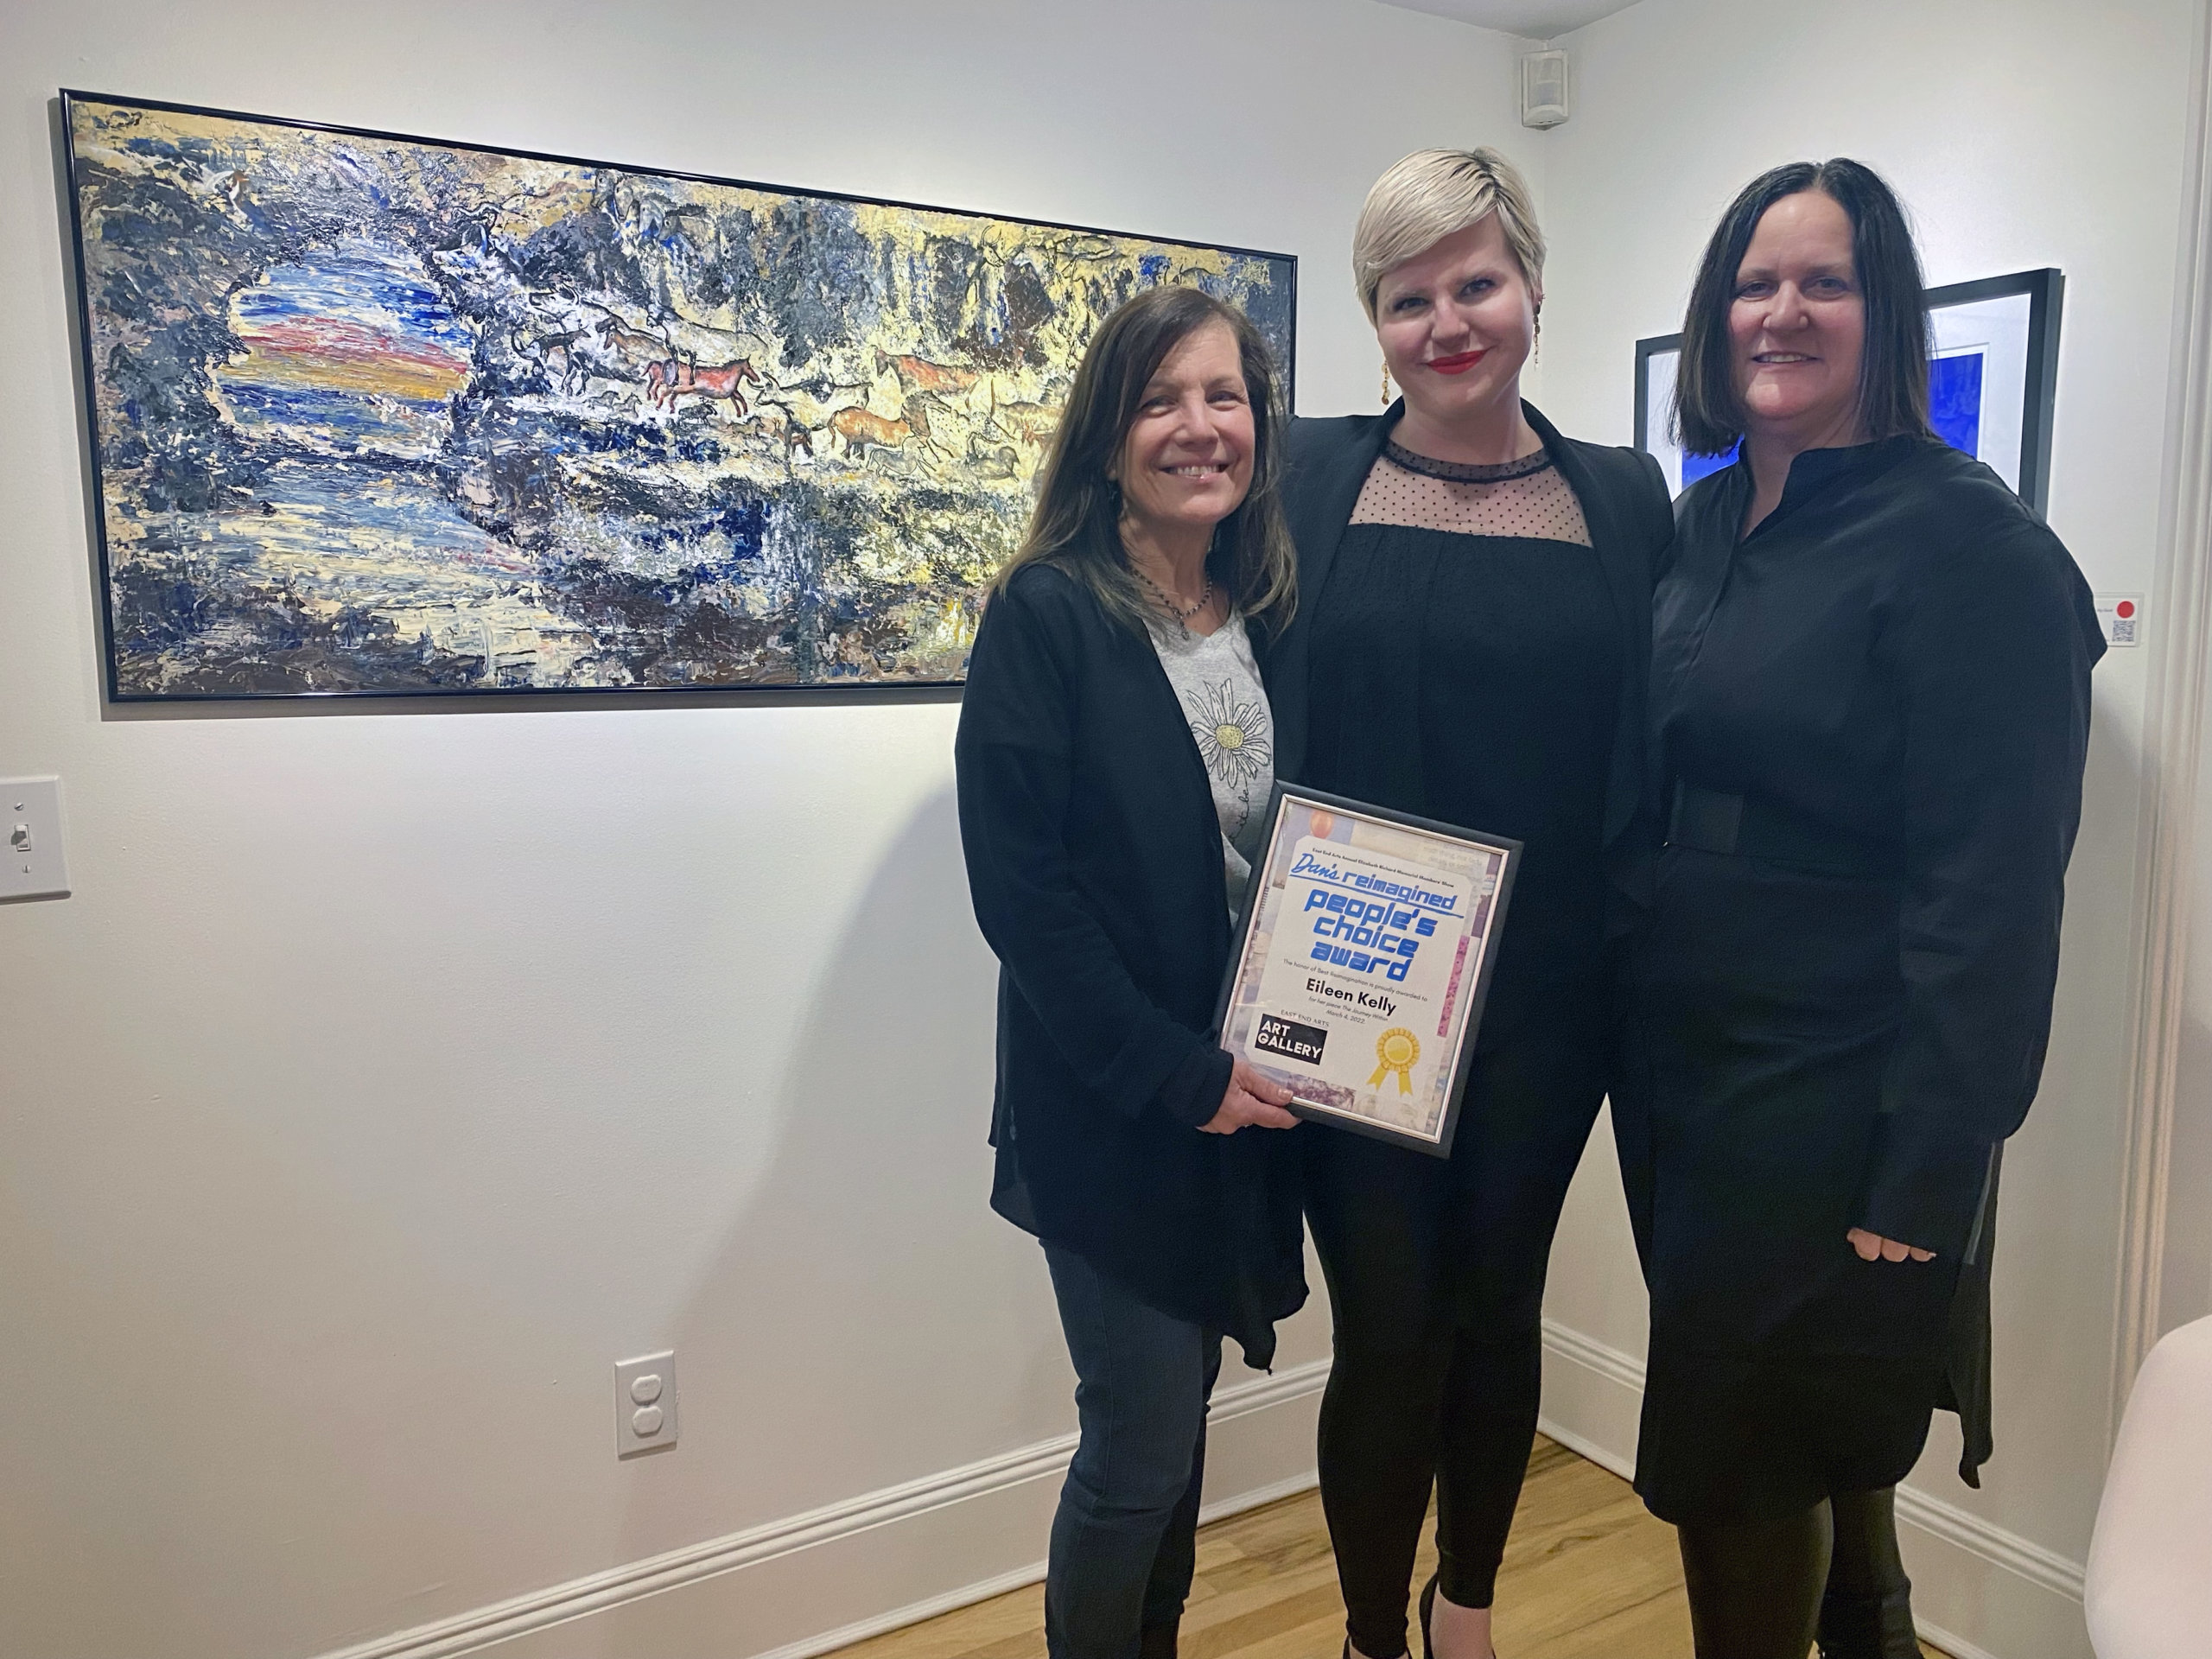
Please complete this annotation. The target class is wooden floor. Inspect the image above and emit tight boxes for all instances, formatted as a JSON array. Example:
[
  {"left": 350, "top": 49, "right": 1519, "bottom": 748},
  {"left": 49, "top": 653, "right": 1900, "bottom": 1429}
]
[{"left": 830, "top": 1438, "right": 1946, "bottom": 1659}]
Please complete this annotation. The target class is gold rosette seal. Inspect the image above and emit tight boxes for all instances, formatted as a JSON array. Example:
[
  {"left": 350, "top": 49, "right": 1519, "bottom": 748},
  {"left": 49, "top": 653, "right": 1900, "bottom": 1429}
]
[{"left": 1368, "top": 1027, "right": 1421, "bottom": 1095}]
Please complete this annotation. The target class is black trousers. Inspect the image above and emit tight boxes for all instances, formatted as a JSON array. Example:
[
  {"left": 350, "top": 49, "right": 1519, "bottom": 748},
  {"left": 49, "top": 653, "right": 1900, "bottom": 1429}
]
[
  {"left": 1677, "top": 1485, "right": 1918, "bottom": 1659},
  {"left": 1306, "top": 1012, "right": 1606, "bottom": 1659}
]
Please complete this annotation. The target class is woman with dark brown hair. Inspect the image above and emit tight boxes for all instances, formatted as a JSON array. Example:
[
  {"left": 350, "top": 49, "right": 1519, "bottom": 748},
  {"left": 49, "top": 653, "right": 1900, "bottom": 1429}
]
[
  {"left": 957, "top": 283, "right": 1304, "bottom": 1659},
  {"left": 1619, "top": 159, "right": 2104, "bottom": 1657}
]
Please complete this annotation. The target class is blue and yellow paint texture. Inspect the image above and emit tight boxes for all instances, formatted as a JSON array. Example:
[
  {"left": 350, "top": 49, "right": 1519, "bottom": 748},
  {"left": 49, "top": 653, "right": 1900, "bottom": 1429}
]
[{"left": 66, "top": 97, "right": 1294, "bottom": 696}]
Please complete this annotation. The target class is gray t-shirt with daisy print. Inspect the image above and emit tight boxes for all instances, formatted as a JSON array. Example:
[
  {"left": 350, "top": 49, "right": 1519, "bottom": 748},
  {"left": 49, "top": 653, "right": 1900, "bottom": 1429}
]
[{"left": 1147, "top": 612, "right": 1275, "bottom": 916}]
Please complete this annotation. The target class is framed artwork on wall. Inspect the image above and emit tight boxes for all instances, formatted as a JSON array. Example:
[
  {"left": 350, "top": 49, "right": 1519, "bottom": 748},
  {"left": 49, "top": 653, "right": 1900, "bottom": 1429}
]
[
  {"left": 60, "top": 92, "right": 1296, "bottom": 701},
  {"left": 1633, "top": 267, "right": 2063, "bottom": 510}
]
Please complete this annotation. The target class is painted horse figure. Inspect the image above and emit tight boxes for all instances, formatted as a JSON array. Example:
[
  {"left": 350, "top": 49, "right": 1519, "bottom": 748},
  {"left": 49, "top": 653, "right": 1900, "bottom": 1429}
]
[
  {"left": 512, "top": 325, "right": 594, "bottom": 396},
  {"left": 874, "top": 348, "right": 980, "bottom": 396},
  {"left": 829, "top": 395, "right": 936, "bottom": 466},
  {"left": 590, "top": 312, "right": 675, "bottom": 372},
  {"left": 645, "top": 357, "right": 762, "bottom": 415}
]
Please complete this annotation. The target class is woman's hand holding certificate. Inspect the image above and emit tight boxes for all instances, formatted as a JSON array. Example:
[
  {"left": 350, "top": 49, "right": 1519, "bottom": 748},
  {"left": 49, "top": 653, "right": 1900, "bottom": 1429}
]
[{"left": 1198, "top": 1059, "right": 1300, "bottom": 1135}]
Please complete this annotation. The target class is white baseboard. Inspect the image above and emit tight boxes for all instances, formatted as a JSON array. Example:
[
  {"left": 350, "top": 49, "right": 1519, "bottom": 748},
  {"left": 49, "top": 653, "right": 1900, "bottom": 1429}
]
[
  {"left": 1535, "top": 1317, "right": 1644, "bottom": 1482},
  {"left": 1914, "top": 1618, "right": 2004, "bottom": 1659},
  {"left": 1893, "top": 1483, "right": 2086, "bottom": 1603},
  {"left": 315, "top": 1326, "right": 2088, "bottom": 1659},
  {"left": 1537, "top": 1321, "right": 2094, "bottom": 1659},
  {"left": 747, "top": 1454, "right": 1327, "bottom": 1659},
  {"left": 1892, "top": 1490, "right": 2094, "bottom": 1659},
  {"left": 314, "top": 1357, "right": 1329, "bottom": 1659}
]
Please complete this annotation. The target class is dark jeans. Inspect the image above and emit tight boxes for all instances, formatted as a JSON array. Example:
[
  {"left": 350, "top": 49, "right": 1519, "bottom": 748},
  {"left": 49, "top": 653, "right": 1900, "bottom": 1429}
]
[{"left": 1043, "top": 1243, "right": 1224, "bottom": 1659}]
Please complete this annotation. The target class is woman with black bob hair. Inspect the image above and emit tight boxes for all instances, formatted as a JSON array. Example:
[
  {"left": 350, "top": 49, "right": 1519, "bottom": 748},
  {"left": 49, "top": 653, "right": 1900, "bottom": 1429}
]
[
  {"left": 1618, "top": 158, "right": 2103, "bottom": 1656},
  {"left": 957, "top": 283, "right": 1306, "bottom": 1659}
]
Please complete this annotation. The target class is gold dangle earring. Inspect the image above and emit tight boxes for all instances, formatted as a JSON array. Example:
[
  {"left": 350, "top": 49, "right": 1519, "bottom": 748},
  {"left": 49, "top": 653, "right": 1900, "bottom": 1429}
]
[
  {"left": 1380, "top": 359, "right": 1392, "bottom": 407},
  {"left": 1533, "top": 303, "right": 1543, "bottom": 365}
]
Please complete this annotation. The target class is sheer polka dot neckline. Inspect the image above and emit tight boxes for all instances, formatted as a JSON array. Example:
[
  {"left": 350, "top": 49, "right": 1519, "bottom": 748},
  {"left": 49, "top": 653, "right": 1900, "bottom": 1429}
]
[
  {"left": 1382, "top": 438, "right": 1554, "bottom": 483},
  {"left": 1349, "top": 439, "right": 1592, "bottom": 545}
]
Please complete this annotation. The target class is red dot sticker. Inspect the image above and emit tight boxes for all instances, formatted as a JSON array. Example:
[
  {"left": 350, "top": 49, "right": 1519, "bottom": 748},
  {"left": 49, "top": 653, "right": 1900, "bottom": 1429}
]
[{"left": 2100, "top": 594, "right": 2145, "bottom": 646}]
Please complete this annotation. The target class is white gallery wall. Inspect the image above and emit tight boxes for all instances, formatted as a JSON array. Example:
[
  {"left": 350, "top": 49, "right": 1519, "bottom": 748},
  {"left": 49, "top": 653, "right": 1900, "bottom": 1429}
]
[
  {"left": 5, "top": 2, "right": 2211, "bottom": 1658},
  {"left": 0, "top": 4, "right": 1540, "bottom": 1659},
  {"left": 1528, "top": 3, "right": 2210, "bottom": 1659}
]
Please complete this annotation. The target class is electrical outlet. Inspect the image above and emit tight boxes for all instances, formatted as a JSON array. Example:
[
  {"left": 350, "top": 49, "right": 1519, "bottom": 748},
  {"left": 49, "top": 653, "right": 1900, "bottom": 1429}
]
[
  {"left": 1, "top": 778, "right": 69, "bottom": 902},
  {"left": 614, "top": 1351, "right": 677, "bottom": 1457}
]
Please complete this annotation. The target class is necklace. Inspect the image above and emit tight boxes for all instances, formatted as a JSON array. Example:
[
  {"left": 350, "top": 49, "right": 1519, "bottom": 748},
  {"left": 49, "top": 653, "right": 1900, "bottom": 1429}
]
[
  {"left": 1383, "top": 437, "right": 1554, "bottom": 482},
  {"left": 1134, "top": 565, "right": 1214, "bottom": 637}
]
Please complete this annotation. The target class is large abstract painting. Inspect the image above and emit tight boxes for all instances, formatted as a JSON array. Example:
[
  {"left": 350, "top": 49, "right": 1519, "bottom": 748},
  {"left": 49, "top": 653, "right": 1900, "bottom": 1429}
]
[
  {"left": 61, "top": 93, "right": 1296, "bottom": 699},
  {"left": 1633, "top": 269, "right": 2063, "bottom": 508}
]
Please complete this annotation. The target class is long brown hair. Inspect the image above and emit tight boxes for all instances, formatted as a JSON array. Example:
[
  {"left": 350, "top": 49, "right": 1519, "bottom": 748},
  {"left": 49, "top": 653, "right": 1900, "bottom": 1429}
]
[{"left": 990, "top": 285, "right": 1297, "bottom": 638}]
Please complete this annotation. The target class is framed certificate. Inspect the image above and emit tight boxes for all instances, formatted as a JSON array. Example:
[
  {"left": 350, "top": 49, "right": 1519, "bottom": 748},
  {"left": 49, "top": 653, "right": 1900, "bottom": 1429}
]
[{"left": 1213, "top": 785, "right": 1519, "bottom": 1158}]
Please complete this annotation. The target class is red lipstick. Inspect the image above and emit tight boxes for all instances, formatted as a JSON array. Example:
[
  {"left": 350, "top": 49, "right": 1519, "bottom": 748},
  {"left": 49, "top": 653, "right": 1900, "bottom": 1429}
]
[{"left": 1426, "top": 350, "right": 1487, "bottom": 375}]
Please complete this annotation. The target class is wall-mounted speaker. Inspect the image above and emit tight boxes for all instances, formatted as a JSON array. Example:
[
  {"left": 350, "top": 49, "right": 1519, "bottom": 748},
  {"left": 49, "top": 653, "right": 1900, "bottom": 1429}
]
[{"left": 1521, "top": 49, "right": 1569, "bottom": 130}]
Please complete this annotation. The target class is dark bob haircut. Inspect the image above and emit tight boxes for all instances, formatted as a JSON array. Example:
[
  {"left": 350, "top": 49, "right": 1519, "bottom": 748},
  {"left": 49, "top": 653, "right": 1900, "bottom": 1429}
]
[
  {"left": 1674, "top": 157, "right": 1934, "bottom": 457},
  {"left": 989, "top": 284, "right": 1297, "bottom": 639}
]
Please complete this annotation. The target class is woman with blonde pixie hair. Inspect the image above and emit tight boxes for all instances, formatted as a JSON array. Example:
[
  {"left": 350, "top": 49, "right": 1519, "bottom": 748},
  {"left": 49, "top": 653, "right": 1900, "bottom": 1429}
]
[{"left": 1265, "top": 150, "right": 1671, "bottom": 1659}]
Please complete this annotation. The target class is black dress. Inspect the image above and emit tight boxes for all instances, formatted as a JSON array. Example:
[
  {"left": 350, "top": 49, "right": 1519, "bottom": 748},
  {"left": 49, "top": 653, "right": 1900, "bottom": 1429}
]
[
  {"left": 1265, "top": 404, "right": 1669, "bottom": 1648},
  {"left": 1618, "top": 436, "right": 2104, "bottom": 1524},
  {"left": 1300, "top": 441, "right": 1622, "bottom": 1348},
  {"left": 1306, "top": 462, "right": 1620, "bottom": 1039}
]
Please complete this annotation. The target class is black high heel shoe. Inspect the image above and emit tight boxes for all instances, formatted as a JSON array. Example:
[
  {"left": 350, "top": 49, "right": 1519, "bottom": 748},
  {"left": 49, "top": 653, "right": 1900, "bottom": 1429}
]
[{"left": 1420, "top": 1572, "right": 1500, "bottom": 1659}]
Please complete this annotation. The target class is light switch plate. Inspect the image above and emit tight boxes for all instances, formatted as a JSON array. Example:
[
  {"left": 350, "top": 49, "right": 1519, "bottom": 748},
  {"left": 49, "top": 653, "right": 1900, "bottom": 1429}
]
[
  {"left": 614, "top": 1351, "right": 677, "bottom": 1457},
  {"left": 1, "top": 778, "right": 69, "bottom": 902}
]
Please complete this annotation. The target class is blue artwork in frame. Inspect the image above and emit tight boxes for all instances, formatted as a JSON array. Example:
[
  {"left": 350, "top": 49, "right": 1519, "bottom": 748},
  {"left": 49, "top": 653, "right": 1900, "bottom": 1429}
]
[
  {"left": 1680, "top": 442, "right": 1738, "bottom": 489},
  {"left": 1633, "top": 268, "right": 2063, "bottom": 510},
  {"left": 1929, "top": 349, "right": 1985, "bottom": 458}
]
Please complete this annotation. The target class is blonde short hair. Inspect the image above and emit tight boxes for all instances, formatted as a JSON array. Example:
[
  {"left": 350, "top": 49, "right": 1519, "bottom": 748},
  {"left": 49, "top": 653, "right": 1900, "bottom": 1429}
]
[{"left": 1351, "top": 148, "right": 1546, "bottom": 321}]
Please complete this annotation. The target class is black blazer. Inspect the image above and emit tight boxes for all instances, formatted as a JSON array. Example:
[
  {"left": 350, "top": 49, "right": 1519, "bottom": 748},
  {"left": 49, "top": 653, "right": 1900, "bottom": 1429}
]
[
  {"left": 955, "top": 558, "right": 1306, "bottom": 1366},
  {"left": 1267, "top": 399, "right": 1673, "bottom": 935}
]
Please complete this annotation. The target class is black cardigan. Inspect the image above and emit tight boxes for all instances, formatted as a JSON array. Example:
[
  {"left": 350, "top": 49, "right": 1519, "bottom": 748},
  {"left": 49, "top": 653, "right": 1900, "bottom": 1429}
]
[
  {"left": 1266, "top": 400, "right": 1674, "bottom": 938},
  {"left": 954, "top": 559, "right": 1307, "bottom": 1366}
]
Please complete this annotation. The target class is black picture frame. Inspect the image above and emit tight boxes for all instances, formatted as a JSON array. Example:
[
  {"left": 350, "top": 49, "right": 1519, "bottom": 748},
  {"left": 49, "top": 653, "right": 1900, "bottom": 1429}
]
[
  {"left": 60, "top": 90, "right": 1298, "bottom": 704},
  {"left": 1211, "top": 784, "right": 1521, "bottom": 1159},
  {"left": 1633, "top": 266, "right": 2063, "bottom": 512}
]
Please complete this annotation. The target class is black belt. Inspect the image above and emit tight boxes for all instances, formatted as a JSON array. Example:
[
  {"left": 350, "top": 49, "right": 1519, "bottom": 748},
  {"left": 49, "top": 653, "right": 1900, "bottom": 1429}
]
[{"left": 1666, "top": 780, "right": 1897, "bottom": 879}]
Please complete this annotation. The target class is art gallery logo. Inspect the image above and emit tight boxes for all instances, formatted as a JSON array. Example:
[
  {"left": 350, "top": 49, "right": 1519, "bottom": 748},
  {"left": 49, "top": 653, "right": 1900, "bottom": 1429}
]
[{"left": 1255, "top": 1014, "right": 1329, "bottom": 1066}]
